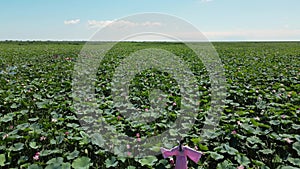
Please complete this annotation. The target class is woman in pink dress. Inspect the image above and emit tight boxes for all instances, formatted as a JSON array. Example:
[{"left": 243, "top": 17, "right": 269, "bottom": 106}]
[{"left": 161, "top": 140, "right": 203, "bottom": 169}]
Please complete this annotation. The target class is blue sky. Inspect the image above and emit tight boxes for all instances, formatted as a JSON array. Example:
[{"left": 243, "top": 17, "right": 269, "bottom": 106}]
[{"left": 1, "top": 0, "right": 300, "bottom": 41}]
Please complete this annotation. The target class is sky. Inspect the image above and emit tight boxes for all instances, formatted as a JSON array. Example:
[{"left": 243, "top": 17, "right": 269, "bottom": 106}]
[{"left": 0, "top": 0, "right": 300, "bottom": 41}]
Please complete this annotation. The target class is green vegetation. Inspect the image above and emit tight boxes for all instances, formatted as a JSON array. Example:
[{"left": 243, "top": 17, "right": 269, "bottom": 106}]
[{"left": 0, "top": 41, "right": 299, "bottom": 168}]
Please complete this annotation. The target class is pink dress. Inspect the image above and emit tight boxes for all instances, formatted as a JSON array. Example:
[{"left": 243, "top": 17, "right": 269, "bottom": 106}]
[{"left": 161, "top": 146, "right": 202, "bottom": 169}]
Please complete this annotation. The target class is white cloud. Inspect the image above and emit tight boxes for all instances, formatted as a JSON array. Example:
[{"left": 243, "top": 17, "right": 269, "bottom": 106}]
[
  {"left": 64, "top": 19, "right": 80, "bottom": 25},
  {"left": 87, "top": 20, "right": 162, "bottom": 29},
  {"left": 87, "top": 20, "right": 114, "bottom": 28},
  {"left": 140, "top": 21, "right": 162, "bottom": 27}
]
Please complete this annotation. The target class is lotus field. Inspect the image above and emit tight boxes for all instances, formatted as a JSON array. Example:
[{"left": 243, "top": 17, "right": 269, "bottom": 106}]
[{"left": 0, "top": 41, "right": 299, "bottom": 169}]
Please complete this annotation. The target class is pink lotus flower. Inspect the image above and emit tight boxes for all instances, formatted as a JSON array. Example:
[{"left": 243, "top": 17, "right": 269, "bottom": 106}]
[
  {"left": 117, "top": 115, "right": 121, "bottom": 120},
  {"left": 231, "top": 130, "right": 237, "bottom": 135},
  {"left": 9, "top": 125, "right": 14, "bottom": 129},
  {"left": 281, "top": 115, "right": 286, "bottom": 119},
  {"left": 40, "top": 136, "right": 46, "bottom": 141},
  {"left": 137, "top": 138, "right": 141, "bottom": 142},
  {"left": 33, "top": 152, "right": 40, "bottom": 160},
  {"left": 237, "top": 165, "right": 244, "bottom": 169},
  {"left": 194, "top": 146, "right": 198, "bottom": 150},
  {"left": 127, "top": 151, "right": 132, "bottom": 156},
  {"left": 126, "top": 144, "right": 130, "bottom": 149},
  {"left": 2, "top": 134, "right": 8, "bottom": 140},
  {"left": 173, "top": 102, "right": 177, "bottom": 106},
  {"left": 284, "top": 138, "right": 293, "bottom": 144},
  {"left": 145, "top": 108, "right": 149, "bottom": 112},
  {"left": 65, "top": 131, "right": 69, "bottom": 136},
  {"left": 169, "top": 157, "right": 174, "bottom": 166},
  {"left": 237, "top": 121, "right": 242, "bottom": 125},
  {"left": 136, "top": 133, "right": 140, "bottom": 138},
  {"left": 33, "top": 155, "right": 39, "bottom": 160}
]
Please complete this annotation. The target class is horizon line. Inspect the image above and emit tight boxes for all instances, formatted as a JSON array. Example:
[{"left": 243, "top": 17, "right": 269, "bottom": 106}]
[{"left": 1, "top": 39, "right": 300, "bottom": 43}]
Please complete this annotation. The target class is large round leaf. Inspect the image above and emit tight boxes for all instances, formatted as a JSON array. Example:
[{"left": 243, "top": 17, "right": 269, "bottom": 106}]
[{"left": 72, "top": 157, "right": 92, "bottom": 169}]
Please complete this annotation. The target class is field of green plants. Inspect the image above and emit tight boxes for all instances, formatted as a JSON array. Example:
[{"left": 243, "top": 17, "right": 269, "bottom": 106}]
[{"left": 0, "top": 41, "right": 299, "bottom": 169}]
